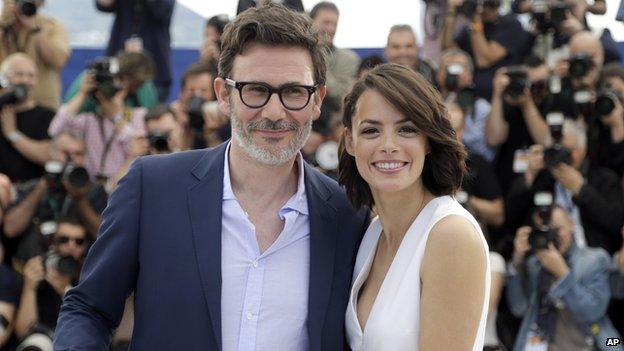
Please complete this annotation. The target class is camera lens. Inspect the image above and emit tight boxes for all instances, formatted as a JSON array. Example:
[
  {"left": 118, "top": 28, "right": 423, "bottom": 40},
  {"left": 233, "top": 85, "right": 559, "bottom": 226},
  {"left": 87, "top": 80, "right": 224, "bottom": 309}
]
[
  {"left": 67, "top": 167, "right": 89, "bottom": 188},
  {"left": 18, "top": 0, "right": 37, "bottom": 17}
]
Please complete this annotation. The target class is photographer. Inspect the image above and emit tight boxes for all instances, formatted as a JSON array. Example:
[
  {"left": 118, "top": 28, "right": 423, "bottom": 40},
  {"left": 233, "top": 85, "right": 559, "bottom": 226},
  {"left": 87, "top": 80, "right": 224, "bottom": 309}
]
[
  {"left": 437, "top": 48, "right": 495, "bottom": 162},
  {"left": 487, "top": 56, "right": 551, "bottom": 194},
  {"left": 0, "top": 53, "right": 55, "bottom": 183},
  {"left": 507, "top": 118, "right": 624, "bottom": 254},
  {"left": 95, "top": 0, "right": 174, "bottom": 102},
  {"left": 0, "top": 0, "right": 70, "bottom": 110},
  {"left": 200, "top": 15, "right": 228, "bottom": 67},
  {"left": 13, "top": 217, "right": 87, "bottom": 342},
  {"left": 0, "top": 243, "right": 20, "bottom": 349},
  {"left": 2, "top": 132, "right": 106, "bottom": 269},
  {"left": 384, "top": 24, "right": 437, "bottom": 86},
  {"left": 170, "top": 62, "right": 220, "bottom": 150},
  {"left": 507, "top": 206, "right": 621, "bottom": 351},
  {"left": 63, "top": 51, "right": 157, "bottom": 115},
  {"left": 613, "top": 228, "right": 624, "bottom": 299},
  {"left": 109, "top": 105, "right": 182, "bottom": 190},
  {"left": 441, "top": 0, "right": 529, "bottom": 100},
  {"left": 48, "top": 67, "right": 146, "bottom": 181}
]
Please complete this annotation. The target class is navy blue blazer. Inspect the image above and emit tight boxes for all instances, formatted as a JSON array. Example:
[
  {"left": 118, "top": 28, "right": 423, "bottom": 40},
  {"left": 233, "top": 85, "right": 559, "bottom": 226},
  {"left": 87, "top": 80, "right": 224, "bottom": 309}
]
[{"left": 53, "top": 142, "right": 369, "bottom": 351}]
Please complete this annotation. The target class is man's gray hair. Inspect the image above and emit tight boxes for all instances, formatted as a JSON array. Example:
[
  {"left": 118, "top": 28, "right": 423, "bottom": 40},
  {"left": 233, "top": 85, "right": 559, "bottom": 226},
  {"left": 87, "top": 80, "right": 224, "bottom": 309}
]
[
  {"left": 0, "top": 53, "right": 35, "bottom": 77},
  {"left": 440, "top": 48, "right": 475, "bottom": 73}
]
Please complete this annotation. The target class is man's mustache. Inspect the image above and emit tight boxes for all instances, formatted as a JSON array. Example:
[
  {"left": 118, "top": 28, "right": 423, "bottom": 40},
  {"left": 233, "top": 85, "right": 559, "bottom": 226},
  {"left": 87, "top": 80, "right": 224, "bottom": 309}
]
[{"left": 247, "top": 118, "right": 299, "bottom": 132}]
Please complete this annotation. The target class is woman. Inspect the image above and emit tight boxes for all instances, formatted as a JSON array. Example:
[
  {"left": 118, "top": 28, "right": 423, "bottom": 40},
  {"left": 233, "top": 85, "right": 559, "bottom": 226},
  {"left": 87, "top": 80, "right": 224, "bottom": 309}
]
[{"left": 340, "top": 63, "right": 490, "bottom": 350}]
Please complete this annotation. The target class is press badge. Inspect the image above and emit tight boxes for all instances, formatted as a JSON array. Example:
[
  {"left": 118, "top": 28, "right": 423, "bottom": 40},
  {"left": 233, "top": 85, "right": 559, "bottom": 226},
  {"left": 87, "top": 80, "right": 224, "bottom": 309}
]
[
  {"left": 525, "top": 330, "right": 548, "bottom": 351},
  {"left": 513, "top": 149, "right": 529, "bottom": 173}
]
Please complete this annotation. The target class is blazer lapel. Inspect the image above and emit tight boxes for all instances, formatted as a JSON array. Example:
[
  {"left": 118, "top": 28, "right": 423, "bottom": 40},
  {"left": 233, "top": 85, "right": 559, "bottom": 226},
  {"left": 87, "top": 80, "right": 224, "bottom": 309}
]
[
  {"left": 305, "top": 164, "right": 338, "bottom": 350},
  {"left": 187, "top": 143, "right": 228, "bottom": 350}
]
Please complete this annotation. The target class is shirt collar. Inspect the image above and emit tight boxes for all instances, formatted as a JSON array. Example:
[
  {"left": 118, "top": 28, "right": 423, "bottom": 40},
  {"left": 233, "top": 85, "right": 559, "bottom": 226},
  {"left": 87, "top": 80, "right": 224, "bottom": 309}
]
[{"left": 222, "top": 141, "right": 308, "bottom": 215}]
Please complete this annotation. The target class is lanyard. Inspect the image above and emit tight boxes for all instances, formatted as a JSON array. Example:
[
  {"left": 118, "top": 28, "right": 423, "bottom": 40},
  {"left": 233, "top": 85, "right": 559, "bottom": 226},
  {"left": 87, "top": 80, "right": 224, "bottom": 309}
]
[{"left": 97, "top": 115, "right": 117, "bottom": 176}]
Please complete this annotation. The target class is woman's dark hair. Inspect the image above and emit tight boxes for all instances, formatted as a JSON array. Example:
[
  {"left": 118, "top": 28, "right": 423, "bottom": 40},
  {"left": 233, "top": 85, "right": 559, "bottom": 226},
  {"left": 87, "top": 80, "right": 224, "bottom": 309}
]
[{"left": 339, "top": 63, "right": 467, "bottom": 209}]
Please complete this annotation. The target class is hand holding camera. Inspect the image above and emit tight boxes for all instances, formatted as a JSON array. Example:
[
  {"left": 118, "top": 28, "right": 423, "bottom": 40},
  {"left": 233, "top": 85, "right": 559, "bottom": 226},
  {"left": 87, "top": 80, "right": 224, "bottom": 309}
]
[
  {"left": 550, "top": 163, "right": 584, "bottom": 195},
  {"left": 512, "top": 226, "right": 532, "bottom": 266},
  {"left": 535, "top": 242, "right": 570, "bottom": 277},
  {"left": 78, "top": 72, "right": 97, "bottom": 97},
  {"left": 492, "top": 67, "right": 511, "bottom": 98},
  {"left": 22, "top": 255, "right": 45, "bottom": 291}
]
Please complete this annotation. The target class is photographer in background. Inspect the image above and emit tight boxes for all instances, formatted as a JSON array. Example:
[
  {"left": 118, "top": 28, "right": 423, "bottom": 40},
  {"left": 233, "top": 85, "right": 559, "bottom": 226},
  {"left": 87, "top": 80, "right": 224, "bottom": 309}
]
[
  {"left": 441, "top": 0, "right": 529, "bottom": 100},
  {"left": 109, "top": 104, "right": 182, "bottom": 190},
  {"left": 63, "top": 51, "right": 157, "bottom": 115},
  {"left": 0, "top": 0, "right": 70, "bottom": 110},
  {"left": 507, "top": 117, "right": 624, "bottom": 254},
  {"left": 95, "top": 0, "right": 174, "bottom": 102},
  {"left": 13, "top": 217, "right": 87, "bottom": 345},
  {"left": 48, "top": 63, "right": 146, "bottom": 181},
  {"left": 2, "top": 132, "right": 106, "bottom": 270},
  {"left": 170, "top": 62, "right": 219, "bottom": 150},
  {"left": 200, "top": 15, "right": 228, "bottom": 67},
  {"left": 487, "top": 57, "right": 551, "bottom": 194},
  {"left": 0, "top": 242, "right": 21, "bottom": 349},
  {"left": 0, "top": 53, "right": 55, "bottom": 183},
  {"left": 437, "top": 48, "right": 495, "bottom": 162},
  {"left": 507, "top": 205, "right": 621, "bottom": 351}
]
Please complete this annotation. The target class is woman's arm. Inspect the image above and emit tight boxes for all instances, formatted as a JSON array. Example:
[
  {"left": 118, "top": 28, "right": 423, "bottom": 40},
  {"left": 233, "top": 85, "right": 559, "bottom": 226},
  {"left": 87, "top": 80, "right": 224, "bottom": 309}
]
[{"left": 419, "top": 215, "right": 488, "bottom": 351}]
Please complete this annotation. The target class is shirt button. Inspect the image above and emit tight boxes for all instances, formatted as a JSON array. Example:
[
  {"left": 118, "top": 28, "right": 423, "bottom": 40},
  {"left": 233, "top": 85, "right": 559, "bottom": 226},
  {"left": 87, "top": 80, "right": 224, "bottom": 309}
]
[
  {"left": 246, "top": 312, "right": 253, "bottom": 320},
  {"left": 252, "top": 260, "right": 259, "bottom": 268}
]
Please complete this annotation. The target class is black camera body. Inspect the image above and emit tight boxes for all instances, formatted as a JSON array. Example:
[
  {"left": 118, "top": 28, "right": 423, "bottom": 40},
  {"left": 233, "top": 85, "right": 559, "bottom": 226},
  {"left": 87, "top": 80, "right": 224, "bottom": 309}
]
[
  {"left": 529, "top": 224, "right": 559, "bottom": 250},
  {"left": 44, "top": 161, "right": 90, "bottom": 195},
  {"left": 0, "top": 84, "right": 28, "bottom": 109},
  {"left": 187, "top": 95, "right": 206, "bottom": 132},
  {"left": 43, "top": 250, "right": 79, "bottom": 277},
  {"left": 148, "top": 131, "right": 170, "bottom": 153},
  {"left": 15, "top": 0, "right": 37, "bottom": 17},
  {"left": 595, "top": 85, "right": 621, "bottom": 117},
  {"left": 568, "top": 54, "right": 593, "bottom": 79},
  {"left": 86, "top": 57, "right": 121, "bottom": 100},
  {"left": 543, "top": 112, "right": 572, "bottom": 167},
  {"left": 505, "top": 66, "right": 529, "bottom": 99},
  {"left": 445, "top": 64, "right": 463, "bottom": 92}
]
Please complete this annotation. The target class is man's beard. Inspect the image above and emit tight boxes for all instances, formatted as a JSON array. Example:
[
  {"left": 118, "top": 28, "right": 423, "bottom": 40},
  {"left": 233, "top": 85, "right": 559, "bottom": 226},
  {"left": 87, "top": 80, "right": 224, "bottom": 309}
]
[{"left": 231, "top": 111, "right": 312, "bottom": 166}]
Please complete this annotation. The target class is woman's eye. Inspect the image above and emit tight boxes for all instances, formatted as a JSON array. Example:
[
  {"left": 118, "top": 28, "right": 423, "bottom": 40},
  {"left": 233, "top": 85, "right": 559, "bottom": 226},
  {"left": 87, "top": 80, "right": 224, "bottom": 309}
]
[
  {"left": 361, "top": 128, "right": 378, "bottom": 135},
  {"left": 399, "top": 126, "right": 417, "bottom": 134}
]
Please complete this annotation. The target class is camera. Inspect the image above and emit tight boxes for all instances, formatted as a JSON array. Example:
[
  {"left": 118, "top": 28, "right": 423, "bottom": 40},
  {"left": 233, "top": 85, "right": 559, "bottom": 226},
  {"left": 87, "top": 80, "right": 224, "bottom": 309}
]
[
  {"left": 505, "top": 66, "right": 529, "bottom": 99},
  {"left": 543, "top": 112, "right": 572, "bottom": 167},
  {"left": 445, "top": 64, "right": 463, "bottom": 92},
  {"left": 148, "top": 131, "right": 170, "bottom": 153},
  {"left": 573, "top": 89, "right": 593, "bottom": 120},
  {"left": 529, "top": 192, "right": 558, "bottom": 250},
  {"left": 85, "top": 57, "right": 121, "bottom": 100},
  {"left": 44, "top": 161, "right": 90, "bottom": 195},
  {"left": 187, "top": 95, "right": 206, "bottom": 132},
  {"left": 15, "top": 0, "right": 37, "bottom": 17},
  {"left": 43, "top": 250, "right": 79, "bottom": 277},
  {"left": 568, "top": 54, "right": 593, "bottom": 79},
  {"left": 550, "top": 1, "right": 569, "bottom": 26},
  {"left": 16, "top": 325, "right": 54, "bottom": 351},
  {"left": 0, "top": 84, "right": 28, "bottom": 108},
  {"left": 594, "top": 84, "right": 621, "bottom": 117}
]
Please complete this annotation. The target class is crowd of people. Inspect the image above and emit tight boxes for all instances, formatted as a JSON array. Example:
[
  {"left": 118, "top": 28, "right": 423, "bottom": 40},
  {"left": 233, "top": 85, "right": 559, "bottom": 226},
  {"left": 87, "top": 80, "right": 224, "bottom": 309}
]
[{"left": 0, "top": 0, "right": 623, "bottom": 350}]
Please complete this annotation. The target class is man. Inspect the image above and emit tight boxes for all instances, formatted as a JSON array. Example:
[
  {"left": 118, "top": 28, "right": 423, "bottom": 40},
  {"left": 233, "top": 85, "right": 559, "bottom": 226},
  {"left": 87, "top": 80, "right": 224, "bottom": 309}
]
[
  {"left": 507, "top": 119, "right": 624, "bottom": 254},
  {"left": 310, "top": 2, "right": 359, "bottom": 120},
  {"left": 95, "top": 0, "right": 174, "bottom": 101},
  {"left": 0, "top": 53, "right": 55, "bottom": 183},
  {"left": 54, "top": 4, "right": 369, "bottom": 350},
  {"left": 507, "top": 206, "right": 621, "bottom": 351},
  {"left": 596, "top": 64, "right": 624, "bottom": 177},
  {"left": 48, "top": 70, "right": 146, "bottom": 181},
  {"left": 437, "top": 48, "right": 495, "bottom": 162},
  {"left": 486, "top": 56, "right": 551, "bottom": 194},
  {"left": 441, "top": 0, "right": 529, "bottom": 100},
  {"left": 0, "top": 242, "right": 20, "bottom": 349},
  {"left": 385, "top": 24, "right": 437, "bottom": 86},
  {"left": 0, "top": 0, "right": 70, "bottom": 110},
  {"left": 14, "top": 217, "right": 88, "bottom": 340}
]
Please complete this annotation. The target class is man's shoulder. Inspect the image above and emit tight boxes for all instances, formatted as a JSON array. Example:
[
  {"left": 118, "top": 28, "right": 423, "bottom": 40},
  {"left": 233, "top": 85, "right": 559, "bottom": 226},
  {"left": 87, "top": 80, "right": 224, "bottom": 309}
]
[{"left": 576, "top": 246, "right": 611, "bottom": 268}]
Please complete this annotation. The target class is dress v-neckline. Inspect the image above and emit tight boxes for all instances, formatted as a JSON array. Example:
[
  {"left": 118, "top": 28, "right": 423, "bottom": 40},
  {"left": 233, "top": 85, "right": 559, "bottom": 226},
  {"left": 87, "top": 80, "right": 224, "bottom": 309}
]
[{"left": 351, "top": 197, "right": 441, "bottom": 336}]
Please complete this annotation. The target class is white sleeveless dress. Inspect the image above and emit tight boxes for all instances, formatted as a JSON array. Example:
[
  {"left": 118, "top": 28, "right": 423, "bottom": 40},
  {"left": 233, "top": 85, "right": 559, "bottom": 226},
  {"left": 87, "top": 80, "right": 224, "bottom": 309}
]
[{"left": 345, "top": 196, "right": 490, "bottom": 351}]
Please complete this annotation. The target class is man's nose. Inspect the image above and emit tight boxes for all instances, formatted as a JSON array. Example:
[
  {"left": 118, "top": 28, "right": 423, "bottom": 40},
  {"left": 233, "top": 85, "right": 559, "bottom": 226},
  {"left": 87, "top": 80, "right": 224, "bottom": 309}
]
[{"left": 261, "top": 92, "right": 286, "bottom": 120}]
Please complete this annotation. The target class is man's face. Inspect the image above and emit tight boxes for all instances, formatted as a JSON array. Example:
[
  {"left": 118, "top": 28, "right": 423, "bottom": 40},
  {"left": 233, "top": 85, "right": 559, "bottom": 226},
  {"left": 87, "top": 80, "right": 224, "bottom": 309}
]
[
  {"left": 569, "top": 36, "right": 603, "bottom": 86},
  {"left": 205, "top": 25, "right": 221, "bottom": 44},
  {"left": 53, "top": 222, "right": 87, "bottom": 261},
  {"left": 181, "top": 73, "right": 215, "bottom": 105},
  {"left": 6, "top": 57, "right": 37, "bottom": 92},
  {"left": 312, "top": 9, "right": 339, "bottom": 45},
  {"left": 215, "top": 43, "right": 325, "bottom": 166},
  {"left": 146, "top": 113, "right": 182, "bottom": 153},
  {"left": 385, "top": 30, "right": 419, "bottom": 70},
  {"left": 53, "top": 134, "right": 86, "bottom": 166},
  {"left": 437, "top": 54, "right": 473, "bottom": 92},
  {"left": 528, "top": 64, "right": 550, "bottom": 103}
]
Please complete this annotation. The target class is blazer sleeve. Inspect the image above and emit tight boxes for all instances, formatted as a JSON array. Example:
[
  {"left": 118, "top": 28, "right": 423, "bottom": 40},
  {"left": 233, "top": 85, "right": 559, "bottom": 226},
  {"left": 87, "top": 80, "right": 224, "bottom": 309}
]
[{"left": 54, "top": 158, "right": 143, "bottom": 350}]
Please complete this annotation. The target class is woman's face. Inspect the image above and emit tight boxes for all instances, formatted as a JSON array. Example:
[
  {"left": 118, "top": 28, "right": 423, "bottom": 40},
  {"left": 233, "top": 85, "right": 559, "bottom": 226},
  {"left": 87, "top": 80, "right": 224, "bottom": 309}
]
[{"left": 345, "top": 89, "right": 429, "bottom": 196}]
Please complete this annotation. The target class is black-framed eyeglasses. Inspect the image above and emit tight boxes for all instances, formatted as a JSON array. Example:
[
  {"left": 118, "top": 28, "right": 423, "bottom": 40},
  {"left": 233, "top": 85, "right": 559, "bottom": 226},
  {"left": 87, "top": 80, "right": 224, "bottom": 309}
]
[
  {"left": 55, "top": 235, "right": 86, "bottom": 246},
  {"left": 225, "top": 78, "right": 317, "bottom": 111}
]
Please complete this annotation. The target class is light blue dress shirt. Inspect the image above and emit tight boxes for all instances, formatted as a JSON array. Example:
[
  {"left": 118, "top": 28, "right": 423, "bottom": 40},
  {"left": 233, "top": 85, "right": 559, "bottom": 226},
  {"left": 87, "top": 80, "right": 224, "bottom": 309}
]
[{"left": 221, "top": 142, "right": 311, "bottom": 351}]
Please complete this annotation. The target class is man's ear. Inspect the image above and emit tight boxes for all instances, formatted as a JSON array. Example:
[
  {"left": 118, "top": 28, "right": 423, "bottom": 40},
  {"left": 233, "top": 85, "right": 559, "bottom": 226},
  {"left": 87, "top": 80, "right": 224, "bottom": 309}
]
[
  {"left": 214, "top": 77, "right": 231, "bottom": 116},
  {"left": 311, "top": 85, "right": 327, "bottom": 121},
  {"left": 344, "top": 127, "right": 355, "bottom": 156}
]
